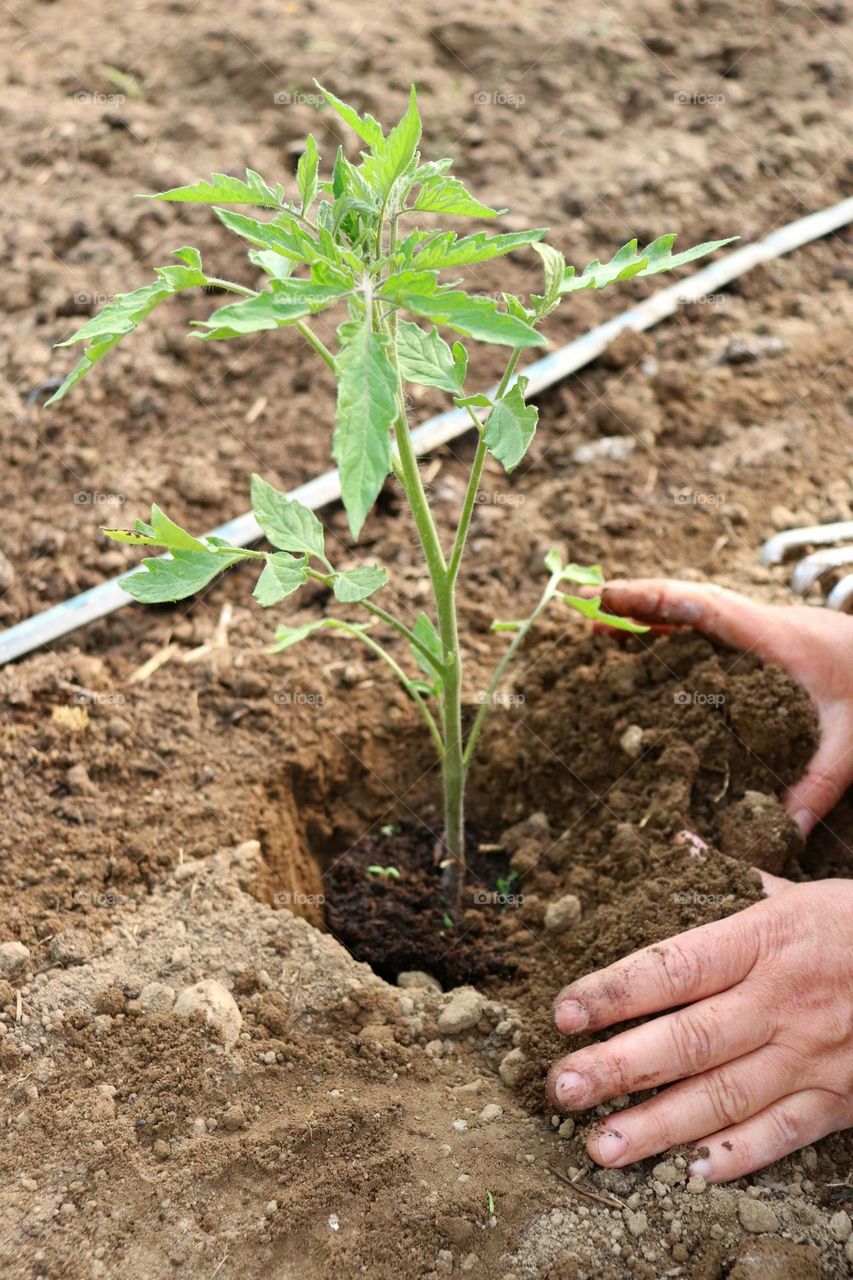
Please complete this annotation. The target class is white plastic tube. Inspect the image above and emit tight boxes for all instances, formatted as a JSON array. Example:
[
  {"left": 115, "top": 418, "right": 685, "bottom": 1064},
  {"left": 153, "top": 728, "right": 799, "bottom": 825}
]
[{"left": 3, "top": 195, "right": 853, "bottom": 666}]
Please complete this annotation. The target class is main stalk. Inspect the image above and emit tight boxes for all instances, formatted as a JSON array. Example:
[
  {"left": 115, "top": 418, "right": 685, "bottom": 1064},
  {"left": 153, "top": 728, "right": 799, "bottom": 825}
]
[{"left": 435, "top": 574, "right": 466, "bottom": 914}]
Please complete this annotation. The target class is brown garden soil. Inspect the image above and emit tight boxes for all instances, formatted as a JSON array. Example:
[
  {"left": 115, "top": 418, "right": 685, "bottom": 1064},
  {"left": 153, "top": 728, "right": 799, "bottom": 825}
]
[{"left": 1, "top": 0, "right": 852, "bottom": 1277}]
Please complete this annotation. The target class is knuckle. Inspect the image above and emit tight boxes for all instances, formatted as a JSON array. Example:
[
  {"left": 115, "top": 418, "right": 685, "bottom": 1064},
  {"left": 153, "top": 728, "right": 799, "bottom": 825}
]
[
  {"left": 669, "top": 1009, "right": 715, "bottom": 1074},
  {"left": 755, "top": 902, "right": 792, "bottom": 962},
  {"left": 705, "top": 1067, "right": 753, "bottom": 1130},
  {"left": 767, "top": 1103, "right": 802, "bottom": 1150},
  {"left": 597, "top": 1051, "right": 633, "bottom": 1099},
  {"left": 656, "top": 940, "right": 703, "bottom": 1003}
]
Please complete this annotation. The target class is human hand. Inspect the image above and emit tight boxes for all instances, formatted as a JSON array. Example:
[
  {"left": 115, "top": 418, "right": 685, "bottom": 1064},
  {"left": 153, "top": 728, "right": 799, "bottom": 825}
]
[
  {"left": 546, "top": 877, "right": 853, "bottom": 1181},
  {"left": 601, "top": 578, "right": 853, "bottom": 834}
]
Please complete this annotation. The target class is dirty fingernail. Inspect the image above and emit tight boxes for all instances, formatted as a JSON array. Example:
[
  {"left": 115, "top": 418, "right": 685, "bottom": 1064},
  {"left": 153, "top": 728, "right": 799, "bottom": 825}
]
[
  {"left": 793, "top": 809, "right": 812, "bottom": 834},
  {"left": 596, "top": 1129, "right": 628, "bottom": 1164},
  {"left": 555, "top": 999, "right": 588, "bottom": 1032},
  {"left": 555, "top": 1070, "right": 587, "bottom": 1107}
]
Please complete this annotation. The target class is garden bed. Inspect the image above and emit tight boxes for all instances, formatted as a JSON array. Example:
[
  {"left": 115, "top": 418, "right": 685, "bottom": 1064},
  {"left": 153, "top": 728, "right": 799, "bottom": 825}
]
[{"left": 1, "top": 0, "right": 852, "bottom": 1276}]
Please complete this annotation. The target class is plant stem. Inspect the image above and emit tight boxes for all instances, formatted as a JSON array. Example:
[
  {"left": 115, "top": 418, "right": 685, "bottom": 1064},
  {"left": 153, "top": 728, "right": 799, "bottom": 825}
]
[
  {"left": 434, "top": 568, "right": 467, "bottom": 913},
  {"left": 381, "top": 311, "right": 468, "bottom": 907},
  {"left": 305, "top": 568, "right": 443, "bottom": 670},
  {"left": 462, "top": 570, "right": 561, "bottom": 774},
  {"left": 447, "top": 423, "right": 487, "bottom": 584},
  {"left": 328, "top": 620, "right": 444, "bottom": 754},
  {"left": 205, "top": 278, "right": 258, "bottom": 298},
  {"left": 360, "top": 599, "right": 443, "bottom": 669},
  {"left": 295, "top": 321, "right": 335, "bottom": 371},
  {"left": 447, "top": 349, "right": 522, "bottom": 584}
]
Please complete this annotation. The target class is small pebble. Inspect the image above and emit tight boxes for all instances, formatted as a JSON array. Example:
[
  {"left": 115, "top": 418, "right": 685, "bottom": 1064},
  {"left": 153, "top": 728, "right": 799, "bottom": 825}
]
[
  {"left": 737, "top": 1195, "right": 779, "bottom": 1234},
  {"left": 829, "top": 1210, "right": 851, "bottom": 1243}
]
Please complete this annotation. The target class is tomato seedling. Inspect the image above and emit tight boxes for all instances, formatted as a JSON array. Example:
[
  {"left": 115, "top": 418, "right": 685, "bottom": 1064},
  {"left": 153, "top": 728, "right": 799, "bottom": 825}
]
[
  {"left": 50, "top": 85, "right": 733, "bottom": 911},
  {"left": 366, "top": 865, "right": 402, "bottom": 881}
]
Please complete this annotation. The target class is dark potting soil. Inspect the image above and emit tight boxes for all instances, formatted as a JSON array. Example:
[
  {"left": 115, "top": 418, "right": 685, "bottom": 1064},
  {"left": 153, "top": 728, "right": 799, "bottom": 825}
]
[{"left": 324, "top": 821, "right": 517, "bottom": 988}]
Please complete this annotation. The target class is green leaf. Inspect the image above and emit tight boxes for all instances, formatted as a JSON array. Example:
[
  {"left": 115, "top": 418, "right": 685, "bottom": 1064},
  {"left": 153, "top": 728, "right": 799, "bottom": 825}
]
[
  {"left": 252, "top": 552, "right": 309, "bottom": 606},
  {"left": 46, "top": 249, "right": 209, "bottom": 405},
  {"left": 146, "top": 169, "right": 284, "bottom": 207},
  {"left": 194, "top": 279, "right": 349, "bottom": 340},
  {"left": 296, "top": 134, "right": 319, "bottom": 212},
  {"left": 333, "top": 564, "right": 388, "bottom": 602},
  {"left": 483, "top": 378, "right": 538, "bottom": 471},
  {"left": 103, "top": 503, "right": 209, "bottom": 553},
  {"left": 559, "top": 235, "right": 737, "bottom": 295},
  {"left": 543, "top": 548, "right": 604, "bottom": 587},
  {"left": 147, "top": 504, "right": 210, "bottom": 552},
  {"left": 329, "top": 148, "right": 376, "bottom": 246},
  {"left": 379, "top": 269, "right": 440, "bottom": 299},
  {"left": 502, "top": 292, "right": 535, "bottom": 323},
  {"left": 249, "top": 248, "right": 295, "bottom": 281},
  {"left": 123, "top": 547, "right": 246, "bottom": 604},
  {"left": 530, "top": 242, "right": 567, "bottom": 319},
  {"left": 454, "top": 393, "right": 492, "bottom": 408},
  {"left": 383, "top": 282, "right": 546, "bottom": 349},
  {"left": 213, "top": 208, "right": 313, "bottom": 262},
  {"left": 333, "top": 321, "right": 397, "bottom": 538},
  {"left": 412, "top": 175, "right": 501, "bottom": 218},
  {"left": 250, "top": 474, "right": 325, "bottom": 558},
  {"left": 560, "top": 594, "right": 649, "bottom": 633},
  {"left": 413, "top": 158, "right": 454, "bottom": 181},
  {"left": 410, "top": 612, "right": 444, "bottom": 691},
  {"left": 316, "top": 83, "right": 385, "bottom": 149},
  {"left": 193, "top": 293, "right": 313, "bottom": 339},
  {"left": 270, "top": 617, "right": 371, "bottom": 653},
  {"left": 363, "top": 85, "right": 421, "bottom": 198},
  {"left": 396, "top": 320, "right": 467, "bottom": 394},
  {"left": 412, "top": 228, "right": 548, "bottom": 271},
  {"left": 561, "top": 564, "right": 605, "bottom": 586}
]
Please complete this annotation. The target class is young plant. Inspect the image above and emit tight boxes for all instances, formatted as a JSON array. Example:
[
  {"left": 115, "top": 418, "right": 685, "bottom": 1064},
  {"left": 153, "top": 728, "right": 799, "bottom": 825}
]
[
  {"left": 49, "top": 85, "right": 733, "bottom": 913},
  {"left": 366, "top": 865, "right": 402, "bottom": 881}
]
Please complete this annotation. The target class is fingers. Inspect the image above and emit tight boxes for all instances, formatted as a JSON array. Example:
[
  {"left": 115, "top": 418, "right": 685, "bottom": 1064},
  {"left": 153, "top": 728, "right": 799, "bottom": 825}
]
[
  {"left": 552, "top": 909, "right": 760, "bottom": 1036},
  {"left": 783, "top": 703, "right": 853, "bottom": 833},
  {"left": 687, "top": 1088, "right": 849, "bottom": 1183},
  {"left": 546, "top": 989, "right": 772, "bottom": 1111},
  {"left": 583, "top": 1044, "right": 797, "bottom": 1168},
  {"left": 601, "top": 579, "right": 779, "bottom": 655},
  {"left": 757, "top": 869, "right": 793, "bottom": 896}
]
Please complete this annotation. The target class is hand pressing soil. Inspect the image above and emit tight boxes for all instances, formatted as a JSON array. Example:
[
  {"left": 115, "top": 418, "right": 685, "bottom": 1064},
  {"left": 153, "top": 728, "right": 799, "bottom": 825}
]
[
  {"left": 547, "top": 580, "right": 853, "bottom": 1182},
  {"left": 548, "top": 875, "right": 853, "bottom": 1180}
]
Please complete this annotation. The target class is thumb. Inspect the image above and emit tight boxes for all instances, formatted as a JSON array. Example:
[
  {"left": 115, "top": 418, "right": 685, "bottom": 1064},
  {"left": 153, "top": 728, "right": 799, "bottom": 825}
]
[
  {"left": 783, "top": 705, "right": 853, "bottom": 834},
  {"left": 757, "top": 869, "right": 793, "bottom": 896}
]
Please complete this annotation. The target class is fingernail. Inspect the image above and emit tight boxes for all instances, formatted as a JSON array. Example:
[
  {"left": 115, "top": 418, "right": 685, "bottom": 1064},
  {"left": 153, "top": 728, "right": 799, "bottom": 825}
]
[
  {"left": 555, "top": 1070, "right": 587, "bottom": 1107},
  {"left": 555, "top": 999, "right": 588, "bottom": 1033},
  {"left": 596, "top": 1129, "right": 628, "bottom": 1164},
  {"left": 793, "top": 809, "right": 812, "bottom": 834},
  {"left": 689, "top": 1157, "right": 711, "bottom": 1179}
]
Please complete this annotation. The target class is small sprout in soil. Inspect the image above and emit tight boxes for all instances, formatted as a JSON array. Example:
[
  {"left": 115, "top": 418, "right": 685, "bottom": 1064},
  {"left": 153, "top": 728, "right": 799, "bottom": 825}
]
[
  {"left": 380, "top": 823, "right": 398, "bottom": 837},
  {"left": 442, "top": 912, "right": 454, "bottom": 931},
  {"left": 495, "top": 870, "right": 519, "bottom": 899},
  {"left": 49, "top": 84, "right": 734, "bottom": 916},
  {"left": 366, "top": 864, "right": 401, "bottom": 880},
  {"left": 486, "top": 1189, "right": 496, "bottom": 1218}
]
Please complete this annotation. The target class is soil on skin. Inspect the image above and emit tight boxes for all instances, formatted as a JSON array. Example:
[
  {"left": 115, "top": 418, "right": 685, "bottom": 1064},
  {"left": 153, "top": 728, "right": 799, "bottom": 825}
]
[{"left": 1, "top": 0, "right": 852, "bottom": 1277}]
